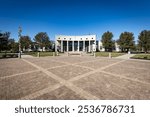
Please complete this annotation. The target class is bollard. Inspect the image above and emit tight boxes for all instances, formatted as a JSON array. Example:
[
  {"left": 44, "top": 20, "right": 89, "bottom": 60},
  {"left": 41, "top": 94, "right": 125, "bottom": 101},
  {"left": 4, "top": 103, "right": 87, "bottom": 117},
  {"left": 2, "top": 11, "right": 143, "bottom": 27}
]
[
  {"left": 57, "top": 52, "right": 59, "bottom": 56},
  {"left": 37, "top": 52, "right": 38, "bottom": 57},
  {"left": 53, "top": 52, "right": 55, "bottom": 56},
  {"left": 109, "top": 52, "right": 111, "bottom": 58},
  {"left": 94, "top": 52, "right": 96, "bottom": 58},
  {"left": 92, "top": 51, "right": 94, "bottom": 56},
  {"left": 18, "top": 52, "right": 21, "bottom": 58},
  {"left": 37, "top": 52, "right": 40, "bottom": 57}
]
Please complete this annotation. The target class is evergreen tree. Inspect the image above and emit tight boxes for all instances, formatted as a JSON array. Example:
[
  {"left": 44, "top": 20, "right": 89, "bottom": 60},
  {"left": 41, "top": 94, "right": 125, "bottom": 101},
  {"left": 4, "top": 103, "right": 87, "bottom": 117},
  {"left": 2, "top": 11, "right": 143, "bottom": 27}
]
[
  {"left": 34, "top": 32, "right": 51, "bottom": 51},
  {"left": 138, "top": 30, "right": 150, "bottom": 53},
  {"left": 117, "top": 32, "right": 135, "bottom": 52},
  {"left": 20, "top": 36, "right": 32, "bottom": 50},
  {"left": 101, "top": 31, "right": 114, "bottom": 52},
  {"left": 0, "top": 32, "right": 10, "bottom": 51}
]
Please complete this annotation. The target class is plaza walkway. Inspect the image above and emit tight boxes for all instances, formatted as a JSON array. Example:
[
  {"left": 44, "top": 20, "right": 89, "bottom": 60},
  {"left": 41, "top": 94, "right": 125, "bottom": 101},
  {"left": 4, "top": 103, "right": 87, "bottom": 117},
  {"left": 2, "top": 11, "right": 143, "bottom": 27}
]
[
  {"left": 21, "top": 54, "right": 34, "bottom": 58},
  {"left": 115, "top": 53, "right": 136, "bottom": 59},
  {"left": 0, "top": 56, "right": 150, "bottom": 100}
]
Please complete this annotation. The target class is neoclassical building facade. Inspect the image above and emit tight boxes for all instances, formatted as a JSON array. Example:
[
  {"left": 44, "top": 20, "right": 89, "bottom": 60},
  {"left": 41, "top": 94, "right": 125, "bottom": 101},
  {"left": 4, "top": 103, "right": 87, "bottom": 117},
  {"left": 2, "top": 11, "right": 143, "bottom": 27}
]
[
  {"left": 55, "top": 35, "right": 96, "bottom": 52},
  {"left": 55, "top": 35, "right": 120, "bottom": 52}
]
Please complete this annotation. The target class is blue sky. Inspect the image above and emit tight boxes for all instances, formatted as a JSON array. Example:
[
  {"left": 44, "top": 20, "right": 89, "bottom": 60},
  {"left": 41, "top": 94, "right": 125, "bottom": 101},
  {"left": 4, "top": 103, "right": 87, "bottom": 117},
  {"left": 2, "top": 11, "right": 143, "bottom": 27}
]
[{"left": 0, "top": 0, "right": 150, "bottom": 42}]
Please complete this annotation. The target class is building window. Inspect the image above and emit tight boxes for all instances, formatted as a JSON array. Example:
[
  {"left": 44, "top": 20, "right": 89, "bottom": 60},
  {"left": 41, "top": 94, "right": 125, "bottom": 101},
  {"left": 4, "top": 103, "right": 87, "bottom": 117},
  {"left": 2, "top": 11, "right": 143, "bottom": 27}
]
[
  {"left": 64, "top": 38, "right": 66, "bottom": 39},
  {"left": 70, "top": 38, "right": 71, "bottom": 40},
  {"left": 92, "top": 38, "right": 93, "bottom": 39},
  {"left": 58, "top": 38, "right": 60, "bottom": 39},
  {"left": 86, "top": 38, "right": 88, "bottom": 40},
  {"left": 80, "top": 38, "right": 82, "bottom": 40}
]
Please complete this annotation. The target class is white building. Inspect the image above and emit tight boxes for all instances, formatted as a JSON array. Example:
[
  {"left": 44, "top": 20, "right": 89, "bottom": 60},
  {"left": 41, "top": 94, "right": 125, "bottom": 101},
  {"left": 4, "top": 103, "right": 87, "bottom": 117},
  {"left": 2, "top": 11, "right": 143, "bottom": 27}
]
[
  {"left": 55, "top": 35, "right": 96, "bottom": 52},
  {"left": 98, "top": 40, "right": 105, "bottom": 51},
  {"left": 115, "top": 42, "right": 120, "bottom": 52},
  {"left": 98, "top": 40, "right": 120, "bottom": 52},
  {"left": 55, "top": 35, "right": 121, "bottom": 52}
]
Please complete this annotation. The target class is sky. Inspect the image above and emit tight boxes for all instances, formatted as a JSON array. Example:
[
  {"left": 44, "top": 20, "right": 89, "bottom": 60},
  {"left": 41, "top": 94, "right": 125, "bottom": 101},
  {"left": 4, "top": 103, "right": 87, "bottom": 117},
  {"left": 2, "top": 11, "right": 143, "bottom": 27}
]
[{"left": 0, "top": 0, "right": 150, "bottom": 42}]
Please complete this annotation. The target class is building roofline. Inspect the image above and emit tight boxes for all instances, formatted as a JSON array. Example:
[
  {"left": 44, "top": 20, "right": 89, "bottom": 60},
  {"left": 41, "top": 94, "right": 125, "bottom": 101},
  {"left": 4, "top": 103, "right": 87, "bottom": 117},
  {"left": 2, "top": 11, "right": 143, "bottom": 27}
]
[{"left": 55, "top": 34, "right": 96, "bottom": 37}]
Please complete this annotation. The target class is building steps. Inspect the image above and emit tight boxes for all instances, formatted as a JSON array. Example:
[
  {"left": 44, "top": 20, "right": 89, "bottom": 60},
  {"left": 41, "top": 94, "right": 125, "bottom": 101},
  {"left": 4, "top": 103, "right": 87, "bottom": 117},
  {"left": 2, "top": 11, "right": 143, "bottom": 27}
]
[{"left": 59, "top": 52, "right": 93, "bottom": 56}]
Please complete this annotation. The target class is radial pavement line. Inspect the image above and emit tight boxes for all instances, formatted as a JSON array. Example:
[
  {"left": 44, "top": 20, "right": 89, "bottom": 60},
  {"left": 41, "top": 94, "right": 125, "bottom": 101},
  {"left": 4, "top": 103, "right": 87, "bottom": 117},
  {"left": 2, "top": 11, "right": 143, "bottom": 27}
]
[
  {"left": 20, "top": 84, "right": 63, "bottom": 100},
  {"left": 100, "top": 70, "right": 150, "bottom": 86},
  {"left": 22, "top": 59, "right": 99, "bottom": 100},
  {"left": 69, "top": 59, "right": 127, "bottom": 82},
  {"left": 0, "top": 70, "right": 40, "bottom": 80}
]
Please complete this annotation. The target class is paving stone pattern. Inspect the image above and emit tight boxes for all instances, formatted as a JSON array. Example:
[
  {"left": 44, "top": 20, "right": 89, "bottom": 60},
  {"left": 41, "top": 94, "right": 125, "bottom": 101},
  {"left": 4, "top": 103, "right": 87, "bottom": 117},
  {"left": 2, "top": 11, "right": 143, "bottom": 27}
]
[{"left": 0, "top": 56, "right": 150, "bottom": 100}]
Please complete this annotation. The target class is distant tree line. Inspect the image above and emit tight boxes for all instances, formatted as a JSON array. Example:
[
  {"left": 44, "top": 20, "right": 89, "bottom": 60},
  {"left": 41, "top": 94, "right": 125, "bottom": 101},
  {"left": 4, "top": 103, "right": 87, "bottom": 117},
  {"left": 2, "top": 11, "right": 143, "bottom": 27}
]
[
  {"left": 0, "top": 31, "right": 53, "bottom": 52},
  {"left": 101, "top": 30, "right": 150, "bottom": 53},
  {"left": 0, "top": 30, "right": 150, "bottom": 53},
  {"left": 0, "top": 32, "right": 18, "bottom": 52},
  {"left": 138, "top": 30, "right": 150, "bottom": 53}
]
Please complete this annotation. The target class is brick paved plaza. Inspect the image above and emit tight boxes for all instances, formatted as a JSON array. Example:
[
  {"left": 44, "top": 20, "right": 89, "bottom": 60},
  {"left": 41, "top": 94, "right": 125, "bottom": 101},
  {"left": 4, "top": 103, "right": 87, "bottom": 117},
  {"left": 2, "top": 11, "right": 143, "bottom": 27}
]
[{"left": 0, "top": 56, "right": 150, "bottom": 100}]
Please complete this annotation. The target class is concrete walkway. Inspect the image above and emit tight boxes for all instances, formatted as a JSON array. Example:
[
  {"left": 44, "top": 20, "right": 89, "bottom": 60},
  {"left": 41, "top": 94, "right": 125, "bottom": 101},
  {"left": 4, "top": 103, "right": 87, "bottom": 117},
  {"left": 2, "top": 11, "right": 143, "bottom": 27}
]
[
  {"left": 1, "top": 56, "right": 150, "bottom": 100},
  {"left": 59, "top": 52, "right": 93, "bottom": 57},
  {"left": 21, "top": 55, "right": 34, "bottom": 58},
  {"left": 115, "top": 53, "right": 135, "bottom": 59}
]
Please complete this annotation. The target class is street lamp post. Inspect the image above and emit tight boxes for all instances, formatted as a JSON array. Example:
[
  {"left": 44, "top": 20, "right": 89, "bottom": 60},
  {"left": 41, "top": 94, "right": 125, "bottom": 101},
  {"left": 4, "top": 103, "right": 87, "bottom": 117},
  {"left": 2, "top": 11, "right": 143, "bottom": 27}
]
[{"left": 18, "top": 26, "right": 22, "bottom": 58}]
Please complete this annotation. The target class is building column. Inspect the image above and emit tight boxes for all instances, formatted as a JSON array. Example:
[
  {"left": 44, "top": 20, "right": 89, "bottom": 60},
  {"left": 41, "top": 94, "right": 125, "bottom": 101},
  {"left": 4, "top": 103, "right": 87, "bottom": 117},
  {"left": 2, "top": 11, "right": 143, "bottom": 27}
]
[
  {"left": 55, "top": 40, "right": 57, "bottom": 52},
  {"left": 72, "top": 41, "right": 74, "bottom": 52},
  {"left": 78, "top": 40, "right": 79, "bottom": 52},
  {"left": 61, "top": 40, "right": 63, "bottom": 52},
  {"left": 83, "top": 41, "right": 85, "bottom": 52},
  {"left": 89, "top": 40, "right": 91, "bottom": 52},
  {"left": 94, "top": 40, "right": 96, "bottom": 51},
  {"left": 67, "top": 40, "right": 69, "bottom": 52}
]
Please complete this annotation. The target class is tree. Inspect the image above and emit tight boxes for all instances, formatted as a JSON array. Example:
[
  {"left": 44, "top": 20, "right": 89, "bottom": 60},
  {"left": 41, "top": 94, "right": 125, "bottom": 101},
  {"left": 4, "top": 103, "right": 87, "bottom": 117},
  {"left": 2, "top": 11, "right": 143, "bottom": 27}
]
[
  {"left": 138, "top": 30, "right": 150, "bottom": 53},
  {"left": 6, "top": 39, "right": 19, "bottom": 52},
  {"left": 12, "top": 42, "right": 19, "bottom": 52},
  {"left": 20, "top": 36, "right": 32, "bottom": 50},
  {"left": 8, "top": 38, "right": 15, "bottom": 51},
  {"left": 117, "top": 32, "right": 135, "bottom": 52},
  {"left": 101, "top": 31, "right": 114, "bottom": 52},
  {"left": 0, "top": 32, "right": 10, "bottom": 51},
  {"left": 34, "top": 32, "right": 51, "bottom": 51}
]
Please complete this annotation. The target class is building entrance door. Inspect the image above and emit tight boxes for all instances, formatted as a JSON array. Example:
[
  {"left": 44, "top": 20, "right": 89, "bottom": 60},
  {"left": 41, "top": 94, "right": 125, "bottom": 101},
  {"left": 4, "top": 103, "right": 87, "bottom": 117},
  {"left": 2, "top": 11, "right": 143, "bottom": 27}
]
[
  {"left": 74, "top": 41, "right": 78, "bottom": 51},
  {"left": 69, "top": 41, "right": 72, "bottom": 51}
]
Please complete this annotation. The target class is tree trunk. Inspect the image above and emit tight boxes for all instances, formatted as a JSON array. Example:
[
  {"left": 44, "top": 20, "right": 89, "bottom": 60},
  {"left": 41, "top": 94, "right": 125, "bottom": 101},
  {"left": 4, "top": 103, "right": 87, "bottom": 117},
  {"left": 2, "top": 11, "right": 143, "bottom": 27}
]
[{"left": 144, "top": 47, "right": 147, "bottom": 53}]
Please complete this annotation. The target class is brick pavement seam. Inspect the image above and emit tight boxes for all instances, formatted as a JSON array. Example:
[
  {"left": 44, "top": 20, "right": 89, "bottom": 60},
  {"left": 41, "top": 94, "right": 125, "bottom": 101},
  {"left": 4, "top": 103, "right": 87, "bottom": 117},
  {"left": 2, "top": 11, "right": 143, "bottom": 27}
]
[
  {"left": 65, "top": 82, "right": 99, "bottom": 100},
  {"left": 0, "top": 70, "right": 40, "bottom": 80},
  {"left": 69, "top": 59, "right": 127, "bottom": 82},
  {"left": 22, "top": 58, "right": 126, "bottom": 99},
  {"left": 22, "top": 59, "right": 99, "bottom": 100},
  {"left": 20, "top": 84, "right": 63, "bottom": 100},
  {"left": 100, "top": 70, "right": 150, "bottom": 86},
  {"left": 49, "top": 57, "right": 103, "bottom": 66},
  {"left": 46, "top": 64, "right": 71, "bottom": 70},
  {"left": 45, "top": 57, "right": 116, "bottom": 71}
]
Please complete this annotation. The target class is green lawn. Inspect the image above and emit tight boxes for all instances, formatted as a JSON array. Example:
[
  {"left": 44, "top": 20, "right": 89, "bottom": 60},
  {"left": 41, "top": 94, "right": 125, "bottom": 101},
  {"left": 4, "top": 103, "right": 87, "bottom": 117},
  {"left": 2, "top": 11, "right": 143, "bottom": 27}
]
[
  {"left": 0, "top": 52, "right": 5, "bottom": 58},
  {"left": 25, "top": 52, "right": 55, "bottom": 57},
  {"left": 96, "top": 52, "right": 125, "bottom": 57},
  {"left": 131, "top": 54, "right": 150, "bottom": 60},
  {"left": 0, "top": 52, "right": 18, "bottom": 58}
]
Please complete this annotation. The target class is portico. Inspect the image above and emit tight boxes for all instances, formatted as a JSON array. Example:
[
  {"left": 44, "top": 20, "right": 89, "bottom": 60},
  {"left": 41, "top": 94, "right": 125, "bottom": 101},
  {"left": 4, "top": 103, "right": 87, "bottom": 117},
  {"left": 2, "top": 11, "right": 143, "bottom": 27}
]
[{"left": 55, "top": 35, "right": 96, "bottom": 52}]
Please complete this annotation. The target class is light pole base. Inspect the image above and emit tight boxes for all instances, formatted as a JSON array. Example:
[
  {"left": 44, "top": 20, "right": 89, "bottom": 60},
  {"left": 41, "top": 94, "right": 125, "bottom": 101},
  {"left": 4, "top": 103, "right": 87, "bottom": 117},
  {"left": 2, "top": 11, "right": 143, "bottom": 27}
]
[{"left": 18, "top": 52, "right": 21, "bottom": 58}]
